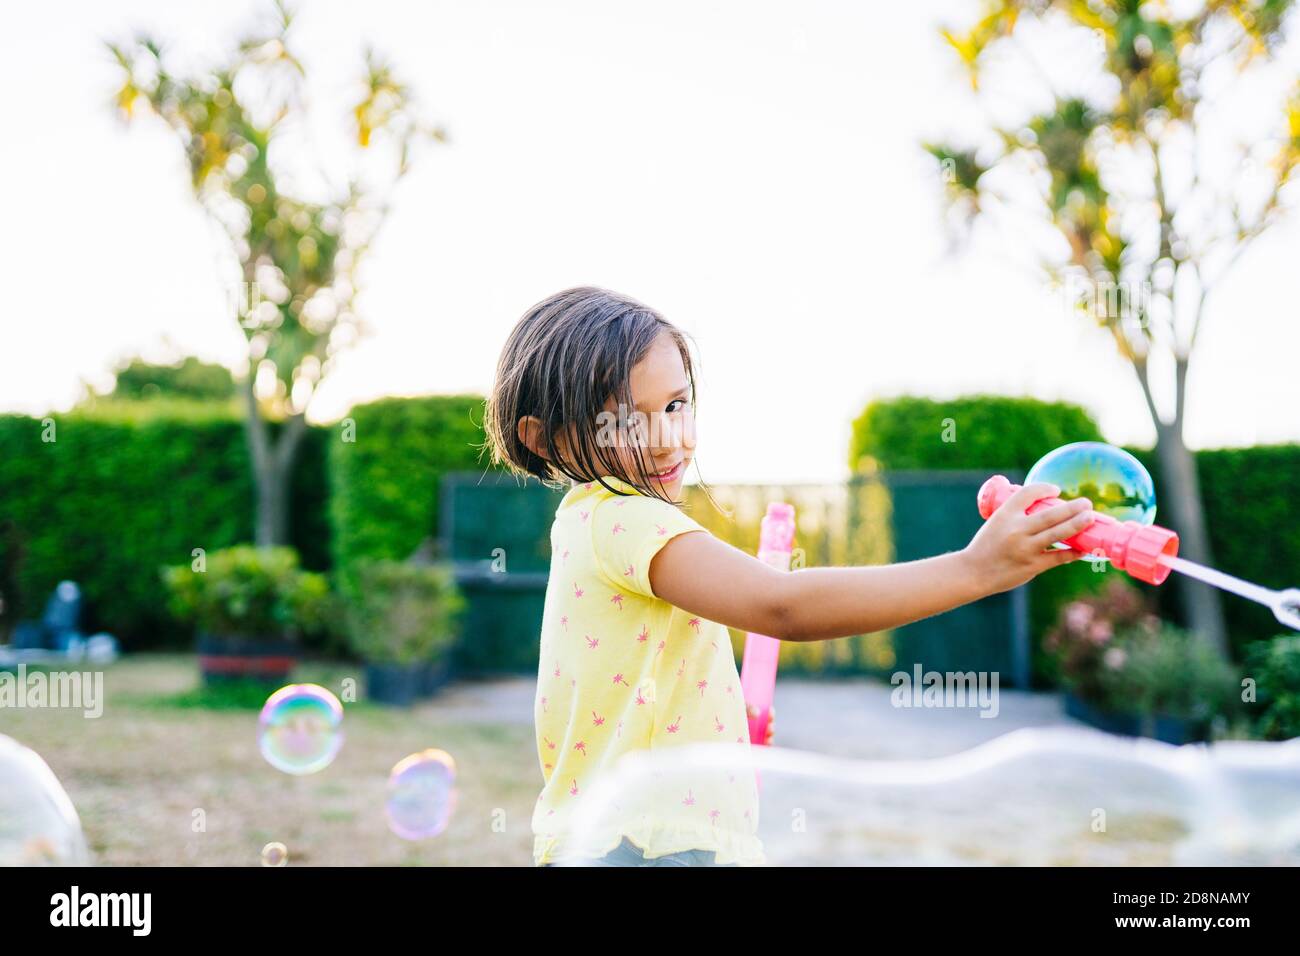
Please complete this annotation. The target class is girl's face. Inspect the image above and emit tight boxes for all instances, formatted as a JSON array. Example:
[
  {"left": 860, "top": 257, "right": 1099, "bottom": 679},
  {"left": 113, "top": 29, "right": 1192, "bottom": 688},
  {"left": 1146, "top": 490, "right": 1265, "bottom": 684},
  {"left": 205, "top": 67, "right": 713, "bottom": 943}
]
[
  {"left": 519, "top": 330, "right": 697, "bottom": 497},
  {"left": 604, "top": 331, "right": 697, "bottom": 497}
]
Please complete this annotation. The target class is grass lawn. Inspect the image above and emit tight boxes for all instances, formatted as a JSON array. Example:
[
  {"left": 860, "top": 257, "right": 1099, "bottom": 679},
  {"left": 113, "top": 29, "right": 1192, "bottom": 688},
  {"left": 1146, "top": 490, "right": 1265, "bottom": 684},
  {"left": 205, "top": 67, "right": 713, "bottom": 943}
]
[{"left": 3, "top": 655, "right": 540, "bottom": 866}]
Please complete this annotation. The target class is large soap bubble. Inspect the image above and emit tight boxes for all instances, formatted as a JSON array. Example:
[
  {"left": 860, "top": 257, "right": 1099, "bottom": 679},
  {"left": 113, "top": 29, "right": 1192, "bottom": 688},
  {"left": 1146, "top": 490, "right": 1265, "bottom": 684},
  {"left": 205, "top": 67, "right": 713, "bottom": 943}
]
[
  {"left": 258, "top": 684, "right": 344, "bottom": 776},
  {"left": 0, "top": 734, "right": 91, "bottom": 866},
  {"left": 1026, "top": 441, "right": 1157, "bottom": 526},
  {"left": 386, "top": 749, "right": 457, "bottom": 840},
  {"left": 558, "top": 729, "right": 1300, "bottom": 866}
]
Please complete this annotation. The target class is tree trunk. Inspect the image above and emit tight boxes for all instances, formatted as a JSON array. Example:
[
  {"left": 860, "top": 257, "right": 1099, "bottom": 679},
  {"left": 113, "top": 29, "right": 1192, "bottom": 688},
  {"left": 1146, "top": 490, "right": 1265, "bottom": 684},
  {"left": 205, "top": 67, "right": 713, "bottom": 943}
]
[
  {"left": 1153, "top": 420, "right": 1228, "bottom": 656},
  {"left": 243, "top": 372, "right": 307, "bottom": 548}
]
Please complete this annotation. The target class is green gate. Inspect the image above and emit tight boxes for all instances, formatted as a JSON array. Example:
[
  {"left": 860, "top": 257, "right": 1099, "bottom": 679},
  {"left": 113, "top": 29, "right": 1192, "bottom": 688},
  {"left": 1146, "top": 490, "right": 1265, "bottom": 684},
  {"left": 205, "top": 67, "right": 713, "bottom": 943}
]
[
  {"left": 439, "top": 471, "right": 562, "bottom": 674},
  {"left": 884, "top": 471, "right": 1030, "bottom": 688}
]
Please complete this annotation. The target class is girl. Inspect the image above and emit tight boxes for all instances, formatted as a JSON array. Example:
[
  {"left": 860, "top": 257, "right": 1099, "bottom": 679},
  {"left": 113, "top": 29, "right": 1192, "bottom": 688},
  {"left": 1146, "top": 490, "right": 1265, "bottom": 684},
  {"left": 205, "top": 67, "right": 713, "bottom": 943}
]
[{"left": 483, "top": 286, "right": 1093, "bottom": 866}]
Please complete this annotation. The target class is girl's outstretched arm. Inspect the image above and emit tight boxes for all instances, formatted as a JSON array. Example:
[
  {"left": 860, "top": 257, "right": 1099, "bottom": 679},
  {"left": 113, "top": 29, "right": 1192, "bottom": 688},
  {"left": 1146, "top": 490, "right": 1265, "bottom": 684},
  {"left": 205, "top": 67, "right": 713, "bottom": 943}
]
[{"left": 648, "top": 482, "right": 1095, "bottom": 642}]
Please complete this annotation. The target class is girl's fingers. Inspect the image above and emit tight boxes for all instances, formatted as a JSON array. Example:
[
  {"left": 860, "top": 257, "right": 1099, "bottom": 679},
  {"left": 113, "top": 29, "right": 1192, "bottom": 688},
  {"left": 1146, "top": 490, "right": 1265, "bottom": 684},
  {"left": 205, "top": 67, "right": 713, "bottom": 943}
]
[
  {"left": 1035, "top": 547, "right": 1082, "bottom": 572},
  {"left": 1031, "top": 507, "right": 1096, "bottom": 551},
  {"left": 1023, "top": 498, "right": 1089, "bottom": 535},
  {"left": 1003, "top": 482, "right": 1060, "bottom": 516}
]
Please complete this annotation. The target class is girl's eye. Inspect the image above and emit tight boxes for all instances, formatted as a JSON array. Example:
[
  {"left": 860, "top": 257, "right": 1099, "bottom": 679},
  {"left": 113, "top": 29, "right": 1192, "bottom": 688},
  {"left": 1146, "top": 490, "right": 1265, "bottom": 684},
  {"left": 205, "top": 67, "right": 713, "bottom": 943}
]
[{"left": 666, "top": 399, "right": 689, "bottom": 414}]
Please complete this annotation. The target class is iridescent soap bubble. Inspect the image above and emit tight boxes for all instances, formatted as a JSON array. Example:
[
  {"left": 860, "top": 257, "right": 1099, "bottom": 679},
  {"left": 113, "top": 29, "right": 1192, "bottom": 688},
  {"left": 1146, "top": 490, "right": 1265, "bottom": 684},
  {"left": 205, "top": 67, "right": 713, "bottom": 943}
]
[
  {"left": 0, "top": 734, "right": 91, "bottom": 866},
  {"left": 386, "top": 749, "right": 457, "bottom": 840},
  {"left": 261, "top": 841, "right": 289, "bottom": 867},
  {"left": 258, "top": 684, "right": 344, "bottom": 775},
  {"left": 1026, "top": 442, "right": 1156, "bottom": 526}
]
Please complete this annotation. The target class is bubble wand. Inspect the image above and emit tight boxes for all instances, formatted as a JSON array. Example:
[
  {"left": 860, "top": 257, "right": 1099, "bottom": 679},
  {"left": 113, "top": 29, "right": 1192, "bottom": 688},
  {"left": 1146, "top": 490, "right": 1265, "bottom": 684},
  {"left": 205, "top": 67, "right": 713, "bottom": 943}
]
[
  {"left": 978, "top": 475, "right": 1300, "bottom": 631},
  {"left": 740, "top": 503, "right": 796, "bottom": 746}
]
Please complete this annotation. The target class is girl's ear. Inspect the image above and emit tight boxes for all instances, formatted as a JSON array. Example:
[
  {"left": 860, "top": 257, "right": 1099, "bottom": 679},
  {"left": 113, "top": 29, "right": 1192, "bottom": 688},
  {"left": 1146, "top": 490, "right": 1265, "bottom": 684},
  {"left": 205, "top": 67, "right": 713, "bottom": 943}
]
[{"left": 517, "top": 416, "right": 551, "bottom": 461}]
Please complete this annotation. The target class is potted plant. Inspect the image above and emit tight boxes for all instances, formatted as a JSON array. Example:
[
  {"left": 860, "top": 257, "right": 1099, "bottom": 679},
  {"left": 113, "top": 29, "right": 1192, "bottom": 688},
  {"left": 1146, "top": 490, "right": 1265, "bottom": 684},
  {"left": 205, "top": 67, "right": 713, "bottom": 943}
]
[
  {"left": 1048, "top": 578, "right": 1239, "bottom": 743},
  {"left": 163, "top": 546, "right": 330, "bottom": 685},
  {"left": 344, "top": 560, "right": 465, "bottom": 706}
]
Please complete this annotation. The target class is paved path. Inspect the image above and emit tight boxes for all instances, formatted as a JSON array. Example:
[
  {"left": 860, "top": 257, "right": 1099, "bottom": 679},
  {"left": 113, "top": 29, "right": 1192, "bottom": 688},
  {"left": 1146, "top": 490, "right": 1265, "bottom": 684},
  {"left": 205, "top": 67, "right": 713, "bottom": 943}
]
[{"left": 437, "top": 675, "right": 1077, "bottom": 758}]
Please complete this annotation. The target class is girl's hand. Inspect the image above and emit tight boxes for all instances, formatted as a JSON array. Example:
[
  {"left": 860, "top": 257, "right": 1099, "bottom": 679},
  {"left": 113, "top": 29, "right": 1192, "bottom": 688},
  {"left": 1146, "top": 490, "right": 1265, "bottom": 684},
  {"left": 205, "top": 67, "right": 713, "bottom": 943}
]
[{"left": 961, "top": 482, "right": 1094, "bottom": 595}]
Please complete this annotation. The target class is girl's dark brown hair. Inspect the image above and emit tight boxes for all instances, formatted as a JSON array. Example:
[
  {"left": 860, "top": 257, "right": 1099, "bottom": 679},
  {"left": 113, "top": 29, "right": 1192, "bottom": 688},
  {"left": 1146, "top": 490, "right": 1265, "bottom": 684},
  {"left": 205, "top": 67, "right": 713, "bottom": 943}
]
[{"left": 483, "top": 286, "right": 718, "bottom": 508}]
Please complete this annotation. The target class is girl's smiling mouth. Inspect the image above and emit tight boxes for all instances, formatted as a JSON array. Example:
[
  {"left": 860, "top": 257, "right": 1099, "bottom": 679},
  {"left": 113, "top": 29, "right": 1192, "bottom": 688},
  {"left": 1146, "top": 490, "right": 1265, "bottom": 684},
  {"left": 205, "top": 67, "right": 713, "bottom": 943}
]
[{"left": 652, "top": 460, "right": 687, "bottom": 482}]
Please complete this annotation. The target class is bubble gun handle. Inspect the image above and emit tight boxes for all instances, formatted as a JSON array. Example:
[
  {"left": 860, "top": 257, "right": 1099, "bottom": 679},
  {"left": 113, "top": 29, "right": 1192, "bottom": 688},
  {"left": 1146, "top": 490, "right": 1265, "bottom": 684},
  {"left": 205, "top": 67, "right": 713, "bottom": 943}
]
[
  {"left": 740, "top": 503, "right": 796, "bottom": 746},
  {"left": 977, "top": 475, "right": 1179, "bottom": 586}
]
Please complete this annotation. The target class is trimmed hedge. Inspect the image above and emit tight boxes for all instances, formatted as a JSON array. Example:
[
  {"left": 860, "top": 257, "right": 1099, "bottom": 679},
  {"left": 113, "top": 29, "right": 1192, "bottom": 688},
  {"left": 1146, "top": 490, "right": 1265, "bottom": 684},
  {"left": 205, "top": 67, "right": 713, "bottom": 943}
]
[
  {"left": 849, "top": 395, "right": 1104, "bottom": 472},
  {"left": 327, "top": 395, "right": 494, "bottom": 575},
  {"left": 0, "top": 406, "right": 329, "bottom": 648}
]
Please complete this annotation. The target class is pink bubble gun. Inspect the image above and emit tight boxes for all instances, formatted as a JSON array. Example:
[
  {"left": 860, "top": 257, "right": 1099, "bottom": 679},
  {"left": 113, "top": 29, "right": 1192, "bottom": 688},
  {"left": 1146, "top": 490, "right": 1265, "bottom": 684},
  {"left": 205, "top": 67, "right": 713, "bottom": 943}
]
[
  {"left": 977, "top": 475, "right": 1300, "bottom": 629},
  {"left": 977, "top": 475, "right": 1179, "bottom": 584},
  {"left": 740, "top": 503, "right": 796, "bottom": 747}
]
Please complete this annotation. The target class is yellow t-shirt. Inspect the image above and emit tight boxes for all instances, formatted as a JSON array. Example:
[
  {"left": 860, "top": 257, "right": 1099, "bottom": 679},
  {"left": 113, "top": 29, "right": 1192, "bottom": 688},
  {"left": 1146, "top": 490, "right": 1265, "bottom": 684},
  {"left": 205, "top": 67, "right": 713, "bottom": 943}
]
[{"left": 531, "top": 475, "right": 764, "bottom": 865}]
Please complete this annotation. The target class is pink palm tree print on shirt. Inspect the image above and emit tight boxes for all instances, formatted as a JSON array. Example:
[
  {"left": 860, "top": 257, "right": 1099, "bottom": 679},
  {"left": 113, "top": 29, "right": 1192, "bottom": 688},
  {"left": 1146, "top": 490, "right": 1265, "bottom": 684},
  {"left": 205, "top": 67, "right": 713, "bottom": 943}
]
[
  {"left": 574, "top": 741, "right": 587, "bottom": 756},
  {"left": 697, "top": 679, "right": 708, "bottom": 697},
  {"left": 667, "top": 716, "right": 682, "bottom": 734},
  {"left": 714, "top": 716, "right": 725, "bottom": 733},
  {"left": 682, "top": 789, "right": 695, "bottom": 807},
  {"left": 560, "top": 615, "right": 568, "bottom": 630},
  {"left": 612, "top": 522, "right": 625, "bottom": 535},
  {"left": 586, "top": 636, "right": 599, "bottom": 649},
  {"left": 592, "top": 711, "right": 605, "bottom": 727},
  {"left": 609, "top": 594, "right": 624, "bottom": 610},
  {"left": 612, "top": 673, "right": 630, "bottom": 687},
  {"left": 573, "top": 583, "right": 583, "bottom": 599},
  {"left": 624, "top": 564, "right": 635, "bottom": 577},
  {"left": 655, "top": 524, "right": 667, "bottom": 536},
  {"left": 688, "top": 618, "right": 701, "bottom": 633},
  {"left": 637, "top": 625, "right": 649, "bottom": 644},
  {"left": 635, "top": 688, "right": 648, "bottom": 706},
  {"left": 570, "top": 780, "right": 579, "bottom": 796}
]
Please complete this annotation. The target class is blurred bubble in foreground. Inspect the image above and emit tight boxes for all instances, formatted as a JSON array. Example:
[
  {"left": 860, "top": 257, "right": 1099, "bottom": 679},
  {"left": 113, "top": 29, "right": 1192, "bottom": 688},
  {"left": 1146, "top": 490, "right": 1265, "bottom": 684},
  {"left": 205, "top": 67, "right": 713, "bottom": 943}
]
[
  {"left": 386, "top": 749, "right": 457, "bottom": 840},
  {"left": 258, "top": 684, "right": 344, "bottom": 775},
  {"left": 0, "top": 734, "right": 91, "bottom": 866},
  {"left": 559, "top": 728, "right": 1300, "bottom": 866}
]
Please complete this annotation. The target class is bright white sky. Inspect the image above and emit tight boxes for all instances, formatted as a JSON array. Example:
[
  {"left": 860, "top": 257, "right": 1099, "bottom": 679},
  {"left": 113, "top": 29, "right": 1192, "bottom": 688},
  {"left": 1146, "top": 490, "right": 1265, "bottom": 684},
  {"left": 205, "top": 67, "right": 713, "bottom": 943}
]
[{"left": 2, "top": 0, "right": 1297, "bottom": 483}]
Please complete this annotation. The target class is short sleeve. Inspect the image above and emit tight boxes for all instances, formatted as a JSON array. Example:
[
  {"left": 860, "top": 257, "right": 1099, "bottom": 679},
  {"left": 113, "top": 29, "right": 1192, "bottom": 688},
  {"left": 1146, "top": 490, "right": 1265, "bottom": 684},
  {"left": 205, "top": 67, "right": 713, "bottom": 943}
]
[{"left": 590, "top": 492, "right": 709, "bottom": 599}]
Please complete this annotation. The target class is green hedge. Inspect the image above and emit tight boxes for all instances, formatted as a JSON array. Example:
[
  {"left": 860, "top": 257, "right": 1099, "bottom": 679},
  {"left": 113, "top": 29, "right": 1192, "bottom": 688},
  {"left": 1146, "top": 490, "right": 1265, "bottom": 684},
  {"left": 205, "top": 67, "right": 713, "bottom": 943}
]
[
  {"left": 327, "top": 395, "right": 493, "bottom": 575},
  {"left": 0, "top": 406, "right": 328, "bottom": 648},
  {"left": 849, "top": 394, "right": 1105, "bottom": 472}
]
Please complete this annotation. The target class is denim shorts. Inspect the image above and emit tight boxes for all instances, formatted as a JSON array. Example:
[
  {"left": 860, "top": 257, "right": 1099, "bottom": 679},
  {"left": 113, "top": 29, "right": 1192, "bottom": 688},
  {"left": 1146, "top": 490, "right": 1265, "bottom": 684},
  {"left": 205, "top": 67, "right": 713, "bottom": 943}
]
[{"left": 544, "top": 836, "right": 737, "bottom": 867}]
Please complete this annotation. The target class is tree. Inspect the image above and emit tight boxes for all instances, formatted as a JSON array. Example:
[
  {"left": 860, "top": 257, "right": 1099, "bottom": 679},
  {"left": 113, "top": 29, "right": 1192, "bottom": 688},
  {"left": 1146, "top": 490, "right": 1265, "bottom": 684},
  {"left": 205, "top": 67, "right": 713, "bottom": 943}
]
[
  {"left": 107, "top": 1, "right": 444, "bottom": 546},
  {"left": 927, "top": 0, "right": 1300, "bottom": 655}
]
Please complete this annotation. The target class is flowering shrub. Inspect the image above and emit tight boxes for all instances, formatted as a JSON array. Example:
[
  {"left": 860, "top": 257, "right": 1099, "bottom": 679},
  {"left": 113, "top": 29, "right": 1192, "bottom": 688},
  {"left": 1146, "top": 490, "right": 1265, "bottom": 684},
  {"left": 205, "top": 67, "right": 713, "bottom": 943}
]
[
  {"left": 1045, "top": 578, "right": 1159, "bottom": 707},
  {"left": 1046, "top": 577, "right": 1239, "bottom": 723}
]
